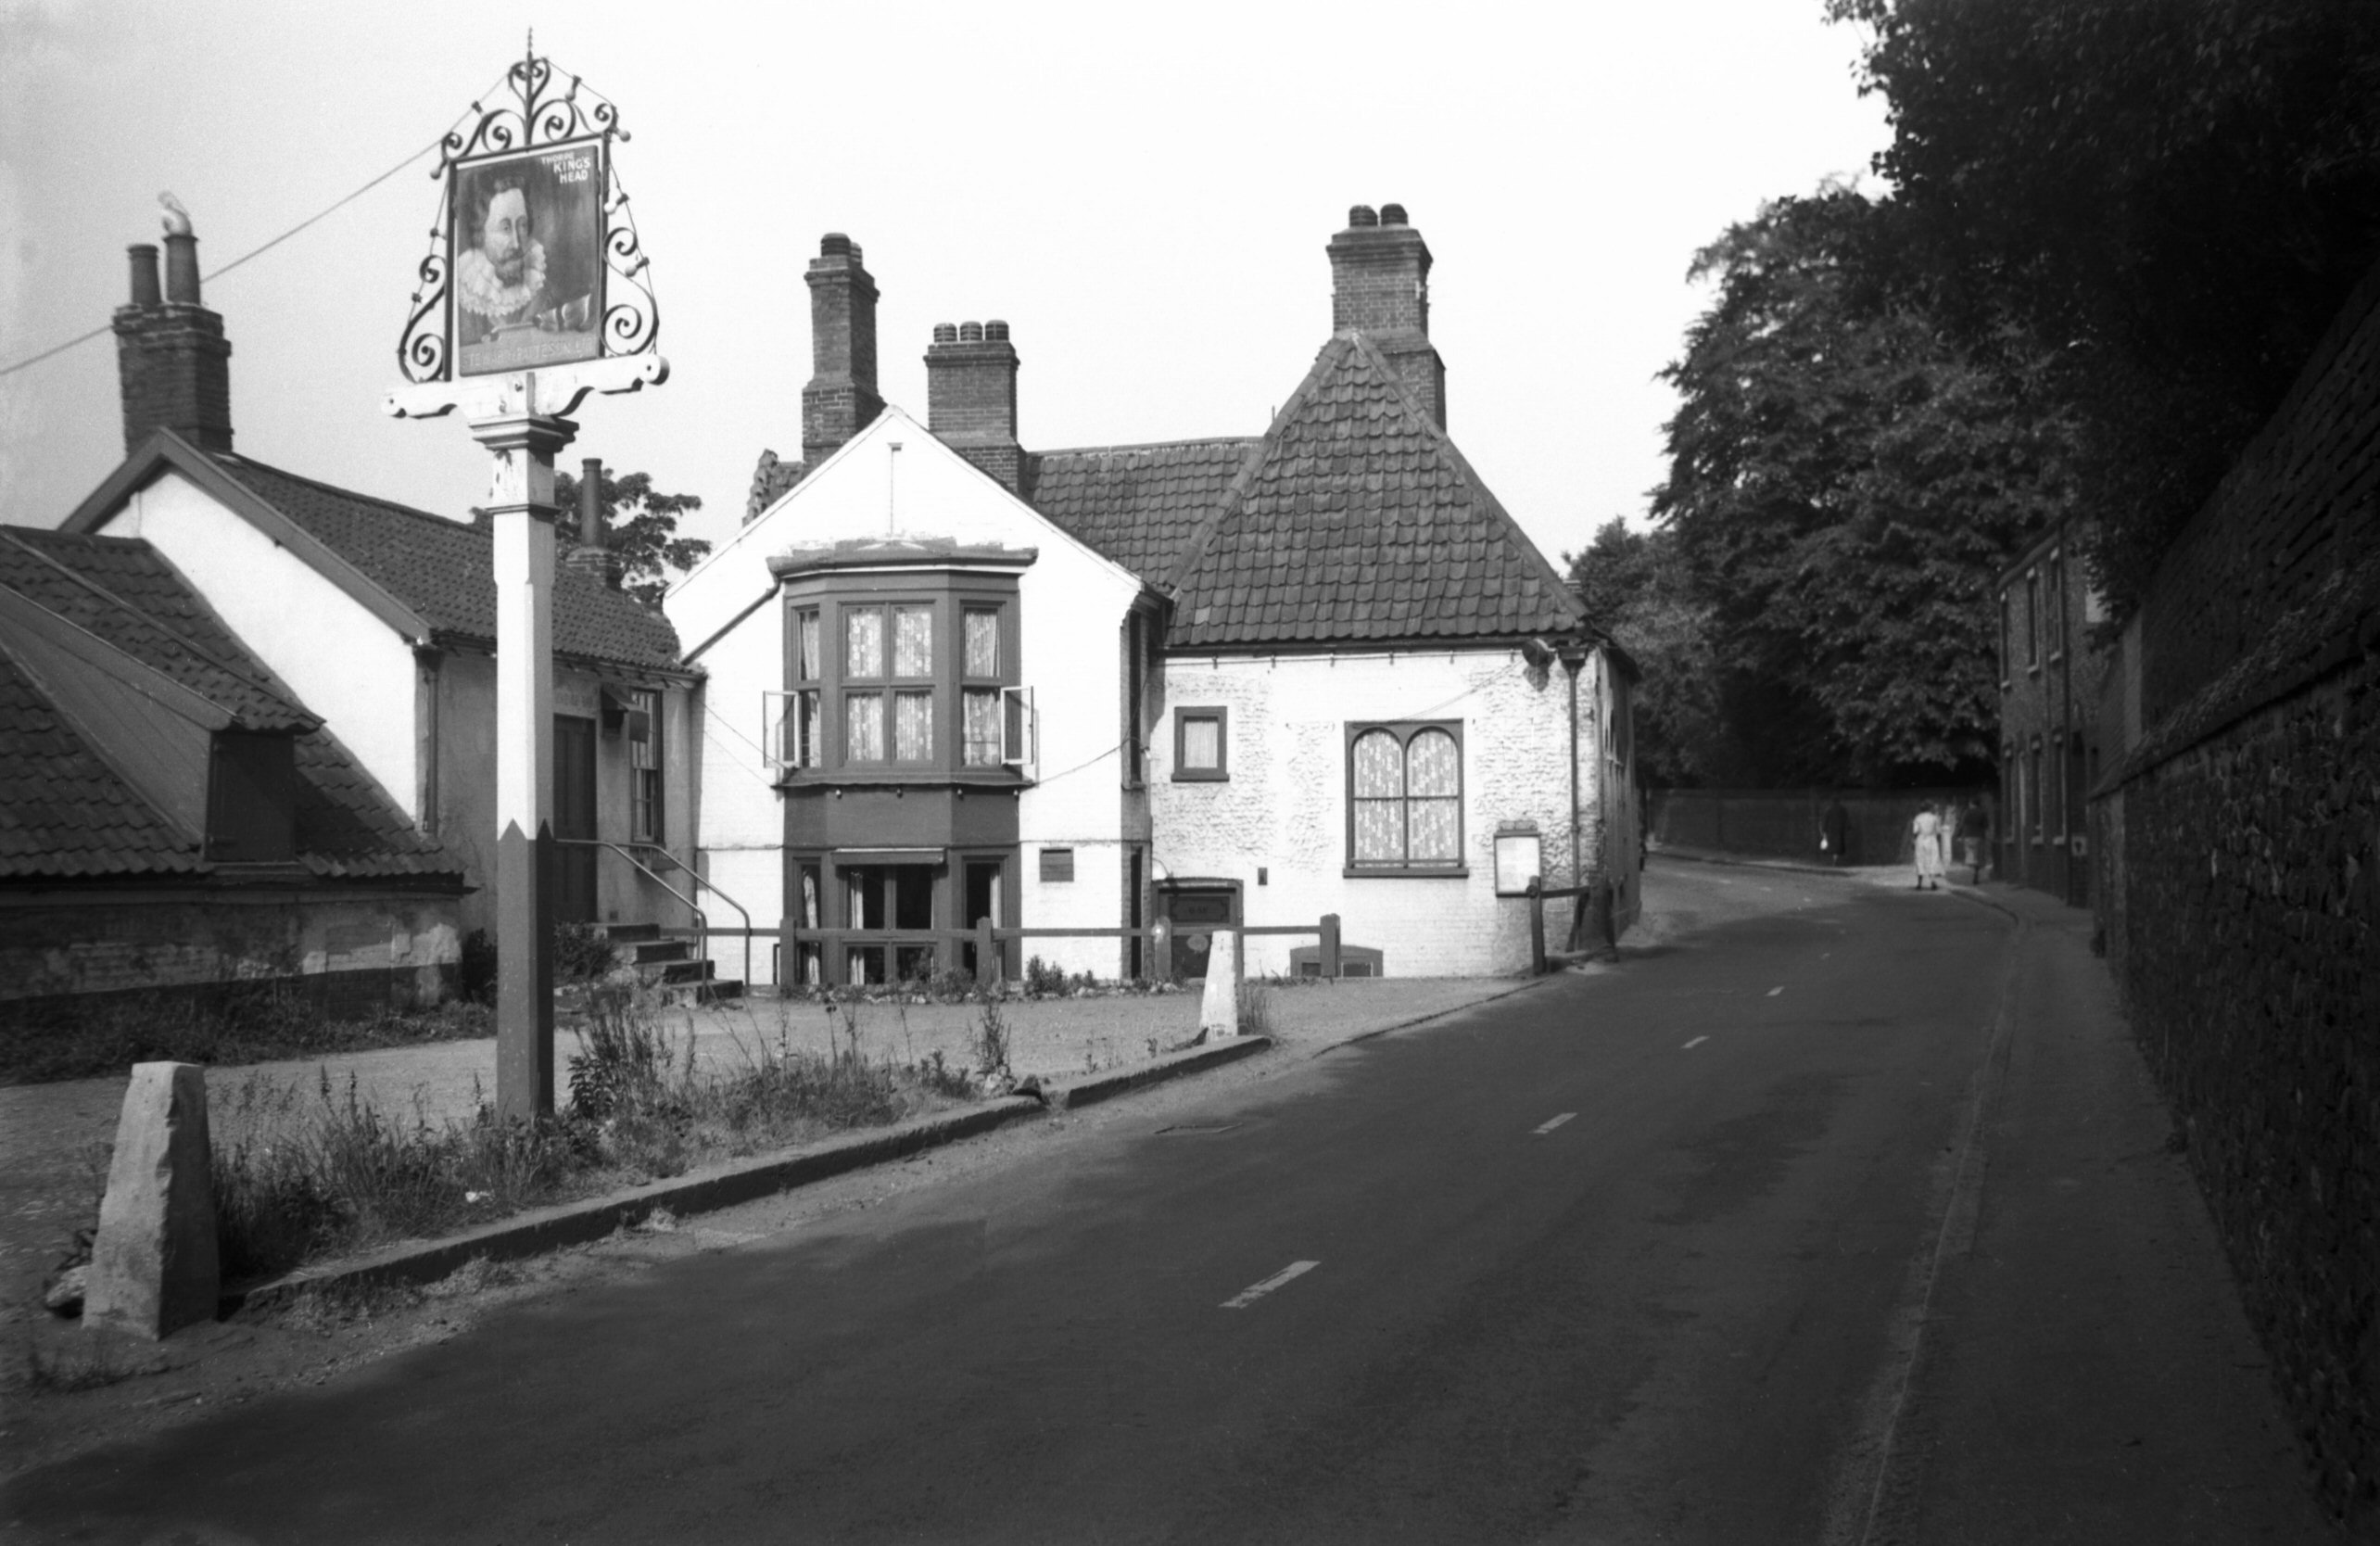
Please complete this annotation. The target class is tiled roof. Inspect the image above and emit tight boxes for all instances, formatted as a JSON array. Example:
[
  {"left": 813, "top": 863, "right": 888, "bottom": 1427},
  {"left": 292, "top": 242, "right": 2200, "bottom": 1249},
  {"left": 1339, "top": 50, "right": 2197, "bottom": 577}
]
[
  {"left": 209, "top": 453, "right": 683, "bottom": 671},
  {"left": 1027, "top": 437, "right": 1262, "bottom": 582},
  {"left": 0, "top": 529, "right": 314, "bottom": 731},
  {"left": 0, "top": 652, "right": 202, "bottom": 878},
  {"left": 1163, "top": 335, "right": 1589, "bottom": 650},
  {"left": 0, "top": 529, "right": 460, "bottom": 883}
]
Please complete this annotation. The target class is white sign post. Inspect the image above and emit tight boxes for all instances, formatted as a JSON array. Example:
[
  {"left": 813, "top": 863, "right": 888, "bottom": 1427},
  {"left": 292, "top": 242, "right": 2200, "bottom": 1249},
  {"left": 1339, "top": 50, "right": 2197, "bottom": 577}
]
[{"left": 386, "top": 51, "right": 665, "bottom": 1120}]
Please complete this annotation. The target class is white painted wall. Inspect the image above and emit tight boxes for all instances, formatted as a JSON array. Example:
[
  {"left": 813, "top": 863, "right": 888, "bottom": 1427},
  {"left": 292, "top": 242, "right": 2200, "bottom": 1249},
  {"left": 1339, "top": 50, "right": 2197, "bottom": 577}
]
[
  {"left": 101, "top": 471, "right": 422, "bottom": 820},
  {"left": 1148, "top": 647, "right": 1600, "bottom": 977},
  {"left": 666, "top": 408, "right": 1146, "bottom": 983}
]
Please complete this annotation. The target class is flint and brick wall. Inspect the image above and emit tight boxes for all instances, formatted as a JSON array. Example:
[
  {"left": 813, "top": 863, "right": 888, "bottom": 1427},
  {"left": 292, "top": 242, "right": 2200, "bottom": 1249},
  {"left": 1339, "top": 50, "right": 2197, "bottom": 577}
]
[
  {"left": 2100, "top": 253, "right": 2380, "bottom": 1524},
  {"left": 1148, "top": 646, "right": 1616, "bottom": 977}
]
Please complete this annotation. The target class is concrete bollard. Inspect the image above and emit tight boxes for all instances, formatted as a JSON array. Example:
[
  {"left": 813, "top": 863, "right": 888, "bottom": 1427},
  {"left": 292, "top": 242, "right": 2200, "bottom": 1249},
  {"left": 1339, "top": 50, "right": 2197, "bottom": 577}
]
[
  {"left": 1199, "top": 931, "right": 1241, "bottom": 1039},
  {"left": 84, "top": 1061, "right": 219, "bottom": 1339}
]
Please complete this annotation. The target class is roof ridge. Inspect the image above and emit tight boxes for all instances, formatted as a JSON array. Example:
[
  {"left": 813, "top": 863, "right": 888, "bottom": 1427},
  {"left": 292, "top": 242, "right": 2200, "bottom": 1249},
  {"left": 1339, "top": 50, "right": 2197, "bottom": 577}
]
[
  {"left": 1032, "top": 434, "right": 1264, "bottom": 459},
  {"left": 214, "top": 451, "right": 476, "bottom": 536},
  {"left": 1336, "top": 333, "right": 1589, "bottom": 633},
  {"left": 1158, "top": 338, "right": 1357, "bottom": 597}
]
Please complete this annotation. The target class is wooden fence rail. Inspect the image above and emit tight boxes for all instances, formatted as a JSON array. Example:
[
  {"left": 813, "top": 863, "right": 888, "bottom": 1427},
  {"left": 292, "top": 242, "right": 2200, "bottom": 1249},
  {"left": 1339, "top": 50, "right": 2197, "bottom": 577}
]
[{"left": 768, "top": 914, "right": 1346, "bottom": 989}]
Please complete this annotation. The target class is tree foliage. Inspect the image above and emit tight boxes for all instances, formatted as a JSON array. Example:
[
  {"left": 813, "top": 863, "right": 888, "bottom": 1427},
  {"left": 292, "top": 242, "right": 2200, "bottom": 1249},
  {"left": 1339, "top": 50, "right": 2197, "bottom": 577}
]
[
  {"left": 551, "top": 466, "right": 710, "bottom": 607},
  {"left": 1566, "top": 520, "right": 1725, "bottom": 789},
  {"left": 1829, "top": 0, "right": 2380, "bottom": 608},
  {"left": 1654, "top": 190, "right": 2079, "bottom": 785}
]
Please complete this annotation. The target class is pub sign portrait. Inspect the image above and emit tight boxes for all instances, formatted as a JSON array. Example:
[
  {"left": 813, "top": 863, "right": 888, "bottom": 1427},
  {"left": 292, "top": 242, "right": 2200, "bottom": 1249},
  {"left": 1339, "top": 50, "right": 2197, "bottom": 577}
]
[{"left": 450, "top": 140, "right": 606, "bottom": 376}]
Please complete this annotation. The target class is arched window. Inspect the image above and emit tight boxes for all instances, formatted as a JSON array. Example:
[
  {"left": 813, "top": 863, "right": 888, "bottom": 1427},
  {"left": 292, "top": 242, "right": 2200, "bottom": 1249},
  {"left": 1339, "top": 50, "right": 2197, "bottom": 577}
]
[{"left": 1348, "top": 722, "right": 1464, "bottom": 872}]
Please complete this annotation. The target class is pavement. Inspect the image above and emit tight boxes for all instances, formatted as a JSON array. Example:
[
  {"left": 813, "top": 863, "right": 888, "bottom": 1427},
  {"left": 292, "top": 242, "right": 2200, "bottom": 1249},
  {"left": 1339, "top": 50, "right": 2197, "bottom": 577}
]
[{"left": 1657, "top": 840, "right": 2331, "bottom": 1537}]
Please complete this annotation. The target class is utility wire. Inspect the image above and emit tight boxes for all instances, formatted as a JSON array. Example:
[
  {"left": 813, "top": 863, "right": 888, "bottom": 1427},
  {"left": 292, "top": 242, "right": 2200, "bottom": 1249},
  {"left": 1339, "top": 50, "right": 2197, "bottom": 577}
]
[{"left": 0, "top": 121, "right": 462, "bottom": 380}]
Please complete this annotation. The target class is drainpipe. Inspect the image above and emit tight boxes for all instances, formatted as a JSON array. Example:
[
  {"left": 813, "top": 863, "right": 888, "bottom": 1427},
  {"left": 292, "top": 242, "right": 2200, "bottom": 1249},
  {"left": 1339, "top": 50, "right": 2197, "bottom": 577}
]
[{"left": 1561, "top": 644, "right": 1589, "bottom": 890}]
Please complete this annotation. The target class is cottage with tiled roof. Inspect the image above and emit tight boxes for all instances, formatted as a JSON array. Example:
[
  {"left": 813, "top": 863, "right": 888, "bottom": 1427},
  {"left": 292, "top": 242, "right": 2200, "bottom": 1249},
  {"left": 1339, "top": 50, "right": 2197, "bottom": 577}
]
[
  {"left": 50, "top": 232, "right": 707, "bottom": 967},
  {"left": 0, "top": 526, "right": 466, "bottom": 1020},
  {"left": 673, "top": 207, "right": 1639, "bottom": 984}
]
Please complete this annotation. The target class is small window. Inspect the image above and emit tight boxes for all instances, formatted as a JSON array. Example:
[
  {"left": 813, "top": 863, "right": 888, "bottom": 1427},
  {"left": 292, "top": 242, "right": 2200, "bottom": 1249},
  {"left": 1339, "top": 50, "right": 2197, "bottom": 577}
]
[
  {"left": 2025, "top": 569, "right": 2042, "bottom": 671},
  {"left": 629, "top": 690, "right": 663, "bottom": 843},
  {"left": 1347, "top": 721, "right": 1464, "bottom": 874},
  {"left": 1173, "top": 706, "right": 1228, "bottom": 781},
  {"left": 1040, "top": 847, "right": 1075, "bottom": 883}
]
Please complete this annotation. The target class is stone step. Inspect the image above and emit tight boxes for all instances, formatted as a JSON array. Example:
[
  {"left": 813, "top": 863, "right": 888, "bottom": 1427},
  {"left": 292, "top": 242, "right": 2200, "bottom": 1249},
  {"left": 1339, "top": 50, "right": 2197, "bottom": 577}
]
[
  {"left": 602, "top": 922, "right": 664, "bottom": 944},
  {"left": 660, "top": 977, "right": 744, "bottom": 1007},
  {"left": 629, "top": 939, "right": 691, "bottom": 966}
]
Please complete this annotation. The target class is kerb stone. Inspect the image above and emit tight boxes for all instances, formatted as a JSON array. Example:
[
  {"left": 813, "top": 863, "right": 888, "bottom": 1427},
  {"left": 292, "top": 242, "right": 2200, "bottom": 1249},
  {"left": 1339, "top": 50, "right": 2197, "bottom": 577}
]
[
  {"left": 1199, "top": 931, "right": 1242, "bottom": 1038},
  {"left": 85, "top": 1061, "right": 219, "bottom": 1339}
]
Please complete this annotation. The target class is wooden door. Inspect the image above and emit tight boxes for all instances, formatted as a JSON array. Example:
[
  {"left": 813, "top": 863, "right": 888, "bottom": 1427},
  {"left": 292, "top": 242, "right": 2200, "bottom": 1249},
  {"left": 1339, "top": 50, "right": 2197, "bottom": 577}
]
[{"left": 553, "top": 714, "right": 598, "bottom": 924}]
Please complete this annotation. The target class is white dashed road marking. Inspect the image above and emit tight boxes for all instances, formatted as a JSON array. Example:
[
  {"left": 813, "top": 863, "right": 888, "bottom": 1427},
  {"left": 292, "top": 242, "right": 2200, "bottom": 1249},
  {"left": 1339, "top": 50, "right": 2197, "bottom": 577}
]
[
  {"left": 1533, "top": 1112, "right": 1576, "bottom": 1135},
  {"left": 1767, "top": 986, "right": 1784, "bottom": 997},
  {"left": 1222, "top": 1261, "right": 1320, "bottom": 1310},
  {"left": 1683, "top": 1035, "right": 1709, "bottom": 1049}
]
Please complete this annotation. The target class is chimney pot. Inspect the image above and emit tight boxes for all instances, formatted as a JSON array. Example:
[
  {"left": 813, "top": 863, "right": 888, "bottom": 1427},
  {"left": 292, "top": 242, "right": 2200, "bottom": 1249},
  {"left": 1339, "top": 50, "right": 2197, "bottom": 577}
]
[
  {"left": 820, "top": 232, "right": 853, "bottom": 257},
  {"left": 926, "top": 312, "right": 1022, "bottom": 494},
  {"left": 163, "top": 231, "right": 201, "bottom": 306},
  {"left": 126, "top": 245, "right": 162, "bottom": 309},
  {"left": 1348, "top": 205, "right": 1378, "bottom": 228},
  {"left": 1380, "top": 203, "right": 1409, "bottom": 226}
]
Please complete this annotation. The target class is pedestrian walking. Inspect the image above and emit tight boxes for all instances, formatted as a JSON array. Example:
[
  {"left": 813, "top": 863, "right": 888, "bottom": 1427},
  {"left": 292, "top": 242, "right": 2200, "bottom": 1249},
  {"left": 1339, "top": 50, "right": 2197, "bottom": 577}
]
[
  {"left": 1821, "top": 798, "right": 1849, "bottom": 866},
  {"left": 1957, "top": 798, "right": 1990, "bottom": 884},
  {"left": 1912, "top": 802, "right": 1947, "bottom": 890}
]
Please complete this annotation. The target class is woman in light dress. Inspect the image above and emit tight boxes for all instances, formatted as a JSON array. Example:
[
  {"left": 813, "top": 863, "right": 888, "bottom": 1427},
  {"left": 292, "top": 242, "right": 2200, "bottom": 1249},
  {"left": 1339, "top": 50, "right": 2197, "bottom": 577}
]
[{"left": 1911, "top": 803, "right": 1948, "bottom": 890}]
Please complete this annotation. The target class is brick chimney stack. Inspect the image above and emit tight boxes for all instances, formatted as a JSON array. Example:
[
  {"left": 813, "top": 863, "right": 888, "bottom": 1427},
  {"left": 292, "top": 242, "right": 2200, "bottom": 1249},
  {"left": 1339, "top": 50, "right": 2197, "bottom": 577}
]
[
  {"left": 115, "top": 211, "right": 234, "bottom": 456},
  {"left": 926, "top": 320, "right": 1023, "bottom": 493},
  {"left": 1327, "top": 202, "right": 1445, "bottom": 430},
  {"left": 564, "top": 456, "right": 618, "bottom": 589},
  {"left": 802, "top": 233, "right": 884, "bottom": 468}
]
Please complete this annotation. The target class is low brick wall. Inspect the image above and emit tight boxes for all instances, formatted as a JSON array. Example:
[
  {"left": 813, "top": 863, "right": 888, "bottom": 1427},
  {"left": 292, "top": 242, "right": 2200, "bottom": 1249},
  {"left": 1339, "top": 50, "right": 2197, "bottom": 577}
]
[{"left": 0, "top": 891, "right": 460, "bottom": 1023}]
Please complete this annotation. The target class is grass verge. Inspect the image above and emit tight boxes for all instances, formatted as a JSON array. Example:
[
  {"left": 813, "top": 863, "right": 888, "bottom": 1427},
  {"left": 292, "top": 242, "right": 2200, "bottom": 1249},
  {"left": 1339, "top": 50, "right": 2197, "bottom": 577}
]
[{"left": 208, "top": 989, "right": 981, "bottom": 1283}]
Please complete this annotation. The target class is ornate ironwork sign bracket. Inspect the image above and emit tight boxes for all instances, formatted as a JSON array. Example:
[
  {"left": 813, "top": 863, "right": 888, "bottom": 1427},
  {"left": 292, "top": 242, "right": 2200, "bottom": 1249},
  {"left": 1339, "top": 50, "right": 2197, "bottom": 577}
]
[
  {"left": 385, "top": 354, "right": 667, "bottom": 422},
  {"left": 394, "top": 49, "right": 663, "bottom": 391}
]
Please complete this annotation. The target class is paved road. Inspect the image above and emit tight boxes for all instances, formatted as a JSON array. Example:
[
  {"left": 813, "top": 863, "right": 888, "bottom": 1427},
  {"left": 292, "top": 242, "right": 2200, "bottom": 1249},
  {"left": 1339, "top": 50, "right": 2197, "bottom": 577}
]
[{"left": 0, "top": 872, "right": 2068, "bottom": 1541}]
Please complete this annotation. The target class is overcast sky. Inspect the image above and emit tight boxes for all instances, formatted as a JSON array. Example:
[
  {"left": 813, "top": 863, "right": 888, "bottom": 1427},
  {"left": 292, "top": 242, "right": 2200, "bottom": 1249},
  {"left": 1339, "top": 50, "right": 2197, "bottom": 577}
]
[{"left": 0, "top": 0, "right": 1888, "bottom": 572}]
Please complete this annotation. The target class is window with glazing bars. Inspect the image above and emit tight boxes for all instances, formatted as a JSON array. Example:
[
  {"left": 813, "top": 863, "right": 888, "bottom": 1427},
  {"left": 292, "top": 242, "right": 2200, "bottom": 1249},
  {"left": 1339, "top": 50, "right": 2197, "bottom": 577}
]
[
  {"left": 844, "top": 603, "right": 935, "bottom": 763},
  {"left": 1348, "top": 722, "right": 1463, "bottom": 870},
  {"left": 962, "top": 608, "right": 1002, "bottom": 767}
]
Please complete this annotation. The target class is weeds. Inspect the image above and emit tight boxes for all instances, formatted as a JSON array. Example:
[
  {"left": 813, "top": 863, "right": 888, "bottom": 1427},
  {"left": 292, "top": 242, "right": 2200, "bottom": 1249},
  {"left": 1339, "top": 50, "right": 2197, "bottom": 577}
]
[
  {"left": 973, "top": 995, "right": 1012, "bottom": 1084},
  {"left": 1235, "top": 977, "right": 1274, "bottom": 1036}
]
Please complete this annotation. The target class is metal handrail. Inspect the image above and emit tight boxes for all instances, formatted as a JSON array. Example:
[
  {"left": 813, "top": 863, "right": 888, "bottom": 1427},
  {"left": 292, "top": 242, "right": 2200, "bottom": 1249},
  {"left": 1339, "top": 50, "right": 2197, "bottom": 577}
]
[
  {"left": 553, "top": 840, "right": 747, "bottom": 992},
  {"left": 624, "top": 843, "right": 755, "bottom": 989}
]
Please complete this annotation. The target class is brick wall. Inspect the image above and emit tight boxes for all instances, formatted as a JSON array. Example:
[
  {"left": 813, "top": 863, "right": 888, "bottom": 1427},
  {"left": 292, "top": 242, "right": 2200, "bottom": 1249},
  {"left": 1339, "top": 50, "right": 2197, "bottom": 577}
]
[
  {"left": 2102, "top": 252, "right": 2380, "bottom": 1524},
  {"left": 0, "top": 890, "right": 459, "bottom": 1019}
]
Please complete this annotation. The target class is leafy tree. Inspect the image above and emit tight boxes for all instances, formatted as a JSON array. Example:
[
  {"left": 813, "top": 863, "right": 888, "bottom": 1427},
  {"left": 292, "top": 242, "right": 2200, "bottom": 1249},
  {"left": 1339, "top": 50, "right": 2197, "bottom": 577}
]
[
  {"left": 1655, "top": 189, "right": 2079, "bottom": 785},
  {"left": 551, "top": 465, "right": 710, "bottom": 607},
  {"left": 1827, "top": 0, "right": 2380, "bottom": 609},
  {"left": 1565, "top": 520, "right": 1726, "bottom": 789}
]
